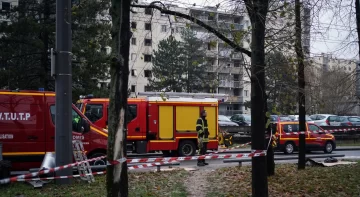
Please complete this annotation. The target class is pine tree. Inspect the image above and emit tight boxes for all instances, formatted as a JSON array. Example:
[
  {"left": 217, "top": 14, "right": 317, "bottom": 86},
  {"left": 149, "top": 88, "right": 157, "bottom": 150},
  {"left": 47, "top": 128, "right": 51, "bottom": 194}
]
[
  {"left": 149, "top": 36, "right": 184, "bottom": 92},
  {"left": 0, "top": 0, "right": 111, "bottom": 100},
  {"left": 180, "top": 28, "right": 208, "bottom": 93}
]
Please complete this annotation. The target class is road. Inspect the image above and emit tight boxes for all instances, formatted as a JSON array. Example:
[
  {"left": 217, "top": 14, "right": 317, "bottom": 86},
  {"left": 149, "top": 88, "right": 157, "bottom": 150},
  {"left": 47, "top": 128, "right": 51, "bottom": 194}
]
[
  {"left": 129, "top": 149, "right": 360, "bottom": 172},
  {"left": 10, "top": 148, "right": 360, "bottom": 175}
]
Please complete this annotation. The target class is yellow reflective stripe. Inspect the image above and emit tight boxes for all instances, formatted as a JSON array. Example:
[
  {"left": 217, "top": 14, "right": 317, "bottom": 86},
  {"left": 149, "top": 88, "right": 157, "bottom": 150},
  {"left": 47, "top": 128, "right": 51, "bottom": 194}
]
[{"left": 196, "top": 124, "right": 203, "bottom": 127}]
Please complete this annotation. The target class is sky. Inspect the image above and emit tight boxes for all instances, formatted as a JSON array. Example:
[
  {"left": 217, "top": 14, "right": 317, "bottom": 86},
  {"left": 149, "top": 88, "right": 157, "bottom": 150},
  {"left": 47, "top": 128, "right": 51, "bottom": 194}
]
[{"left": 142, "top": 0, "right": 359, "bottom": 60}]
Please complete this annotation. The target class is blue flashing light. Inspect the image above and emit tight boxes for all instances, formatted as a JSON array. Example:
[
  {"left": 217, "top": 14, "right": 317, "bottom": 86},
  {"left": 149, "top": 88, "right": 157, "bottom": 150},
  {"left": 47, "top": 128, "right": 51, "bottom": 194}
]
[{"left": 39, "top": 88, "right": 45, "bottom": 91}]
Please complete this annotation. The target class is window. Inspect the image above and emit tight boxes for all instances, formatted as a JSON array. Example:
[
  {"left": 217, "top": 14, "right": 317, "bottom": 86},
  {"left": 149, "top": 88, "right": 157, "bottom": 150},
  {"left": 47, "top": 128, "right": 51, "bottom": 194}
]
[
  {"left": 234, "top": 88, "right": 240, "bottom": 96},
  {"left": 309, "top": 124, "right": 320, "bottom": 132},
  {"left": 131, "top": 69, "right": 137, "bottom": 76},
  {"left": 282, "top": 124, "right": 299, "bottom": 133},
  {"left": 328, "top": 116, "right": 339, "bottom": 122},
  {"left": 131, "top": 53, "right": 137, "bottom": 60},
  {"left": 1, "top": 2, "right": 10, "bottom": 11},
  {"left": 127, "top": 104, "right": 137, "bottom": 123},
  {"left": 50, "top": 105, "right": 83, "bottom": 133},
  {"left": 207, "top": 43, "right": 212, "bottom": 50},
  {"left": 131, "top": 85, "right": 136, "bottom": 92},
  {"left": 144, "top": 39, "right": 152, "bottom": 46},
  {"left": 145, "top": 8, "right": 152, "bottom": 15},
  {"left": 176, "top": 27, "right": 184, "bottom": 33},
  {"left": 244, "top": 90, "right": 248, "bottom": 97},
  {"left": 144, "top": 70, "right": 152, "bottom": 78},
  {"left": 144, "top": 54, "right": 152, "bottom": 62},
  {"left": 106, "top": 104, "right": 137, "bottom": 124},
  {"left": 208, "top": 14, "right": 214, "bottom": 21},
  {"left": 233, "top": 74, "right": 239, "bottom": 81},
  {"left": 161, "top": 25, "right": 167, "bottom": 32},
  {"left": 234, "top": 61, "right": 240, "bottom": 67},
  {"left": 131, "top": 38, "right": 136, "bottom": 45},
  {"left": 84, "top": 104, "right": 104, "bottom": 123},
  {"left": 131, "top": 22, "right": 137, "bottom": 29},
  {"left": 144, "top": 85, "right": 151, "bottom": 92},
  {"left": 145, "top": 23, "right": 151, "bottom": 30}
]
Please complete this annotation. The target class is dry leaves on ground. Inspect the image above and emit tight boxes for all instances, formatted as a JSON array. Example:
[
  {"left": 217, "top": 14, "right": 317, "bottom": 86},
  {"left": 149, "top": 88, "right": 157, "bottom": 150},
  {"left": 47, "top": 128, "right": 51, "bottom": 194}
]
[{"left": 206, "top": 162, "right": 360, "bottom": 197}]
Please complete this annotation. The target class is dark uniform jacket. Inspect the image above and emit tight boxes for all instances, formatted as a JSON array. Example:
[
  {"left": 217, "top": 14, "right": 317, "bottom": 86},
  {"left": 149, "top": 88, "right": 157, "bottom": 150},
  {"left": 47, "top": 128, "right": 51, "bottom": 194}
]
[{"left": 196, "top": 117, "right": 209, "bottom": 142}]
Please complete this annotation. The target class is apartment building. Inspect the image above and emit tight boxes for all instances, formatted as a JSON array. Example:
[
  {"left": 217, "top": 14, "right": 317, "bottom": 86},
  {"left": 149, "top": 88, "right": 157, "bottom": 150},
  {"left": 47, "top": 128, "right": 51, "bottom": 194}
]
[
  {"left": 121, "top": 2, "right": 252, "bottom": 115},
  {"left": 306, "top": 53, "right": 358, "bottom": 114},
  {"left": 0, "top": 0, "right": 18, "bottom": 25}
]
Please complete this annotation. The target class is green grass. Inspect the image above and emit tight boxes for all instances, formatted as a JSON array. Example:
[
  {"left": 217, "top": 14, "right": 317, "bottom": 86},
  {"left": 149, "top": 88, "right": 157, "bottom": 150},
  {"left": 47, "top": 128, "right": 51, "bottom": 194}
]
[
  {"left": 206, "top": 162, "right": 360, "bottom": 197},
  {"left": 336, "top": 140, "right": 360, "bottom": 146},
  {"left": 1, "top": 170, "right": 189, "bottom": 197}
]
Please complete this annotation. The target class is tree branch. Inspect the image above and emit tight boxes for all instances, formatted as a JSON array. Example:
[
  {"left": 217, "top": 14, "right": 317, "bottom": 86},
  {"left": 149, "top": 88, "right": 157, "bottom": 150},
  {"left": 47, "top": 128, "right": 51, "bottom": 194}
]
[{"left": 130, "top": 2, "right": 252, "bottom": 57}]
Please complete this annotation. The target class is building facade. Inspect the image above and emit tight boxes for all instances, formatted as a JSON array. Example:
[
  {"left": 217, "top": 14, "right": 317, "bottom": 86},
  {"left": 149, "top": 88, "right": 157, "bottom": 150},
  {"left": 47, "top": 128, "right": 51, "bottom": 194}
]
[
  {"left": 103, "top": 2, "right": 252, "bottom": 115},
  {"left": 306, "top": 53, "right": 358, "bottom": 115},
  {"left": 0, "top": 0, "right": 18, "bottom": 25}
]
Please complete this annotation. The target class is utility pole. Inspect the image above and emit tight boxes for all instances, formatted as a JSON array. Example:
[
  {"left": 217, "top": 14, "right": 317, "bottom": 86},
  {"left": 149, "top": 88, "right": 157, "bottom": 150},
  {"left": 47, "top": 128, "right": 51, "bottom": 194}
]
[{"left": 55, "top": 0, "right": 72, "bottom": 184}]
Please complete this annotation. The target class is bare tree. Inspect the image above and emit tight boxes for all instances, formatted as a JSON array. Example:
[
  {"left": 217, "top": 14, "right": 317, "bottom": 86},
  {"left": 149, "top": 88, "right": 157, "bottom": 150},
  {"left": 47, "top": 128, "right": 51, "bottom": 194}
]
[{"left": 107, "top": 0, "right": 131, "bottom": 196}]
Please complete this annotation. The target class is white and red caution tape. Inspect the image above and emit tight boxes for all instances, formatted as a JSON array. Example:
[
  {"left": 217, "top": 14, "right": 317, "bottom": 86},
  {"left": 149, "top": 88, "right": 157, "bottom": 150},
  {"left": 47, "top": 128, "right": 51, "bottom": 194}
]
[
  {"left": 279, "top": 127, "right": 360, "bottom": 135},
  {"left": 211, "top": 141, "right": 252, "bottom": 154},
  {"left": 126, "top": 150, "right": 267, "bottom": 164},
  {"left": 0, "top": 156, "right": 107, "bottom": 185},
  {"left": 128, "top": 161, "right": 179, "bottom": 170},
  {"left": 14, "top": 171, "right": 107, "bottom": 182}
]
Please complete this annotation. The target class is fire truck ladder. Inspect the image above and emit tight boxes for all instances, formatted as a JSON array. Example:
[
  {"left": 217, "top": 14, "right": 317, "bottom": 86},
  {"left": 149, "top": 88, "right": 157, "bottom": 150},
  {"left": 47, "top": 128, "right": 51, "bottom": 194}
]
[
  {"left": 137, "top": 91, "right": 229, "bottom": 101},
  {"left": 72, "top": 140, "right": 95, "bottom": 183}
]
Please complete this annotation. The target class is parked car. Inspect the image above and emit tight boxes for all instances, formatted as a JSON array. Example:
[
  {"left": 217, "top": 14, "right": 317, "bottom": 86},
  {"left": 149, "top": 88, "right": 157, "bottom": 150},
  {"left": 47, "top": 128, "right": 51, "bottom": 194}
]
[
  {"left": 338, "top": 116, "right": 360, "bottom": 126},
  {"left": 270, "top": 115, "right": 292, "bottom": 123},
  {"left": 309, "top": 114, "right": 340, "bottom": 126},
  {"left": 230, "top": 114, "right": 251, "bottom": 126},
  {"left": 289, "top": 115, "right": 315, "bottom": 124},
  {"left": 218, "top": 115, "right": 239, "bottom": 126},
  {"left": 272, "top": 121, "right": 336, "bottom": 154}
]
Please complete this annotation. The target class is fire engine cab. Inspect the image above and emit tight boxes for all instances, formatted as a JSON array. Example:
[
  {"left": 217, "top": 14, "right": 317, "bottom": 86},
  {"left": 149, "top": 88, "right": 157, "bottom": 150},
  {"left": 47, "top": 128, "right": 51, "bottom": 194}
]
[{"left": 76, "top": 92, "right": 229, "bottom": 156}]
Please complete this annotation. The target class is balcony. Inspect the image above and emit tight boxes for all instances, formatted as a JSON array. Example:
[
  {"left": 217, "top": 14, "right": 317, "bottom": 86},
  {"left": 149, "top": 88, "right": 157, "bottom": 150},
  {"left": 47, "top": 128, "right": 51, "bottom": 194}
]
[
  {"left": 218, "top": 80, "right": 245, "bottom": 88},
  {"left": 218, "top": 23, "right": 244, "bottom": 30},
  {"left": 205, "top": 50, "right": 217, "bottom": 58},
  {"left": 217, "top": 66, "right": 242, "bottom": 74},
  {"left": 219, "top": 110, "right": 244, "bottom": 116},
  {"left": 227, "top": 96, "right": 244, "bottom": 103}
]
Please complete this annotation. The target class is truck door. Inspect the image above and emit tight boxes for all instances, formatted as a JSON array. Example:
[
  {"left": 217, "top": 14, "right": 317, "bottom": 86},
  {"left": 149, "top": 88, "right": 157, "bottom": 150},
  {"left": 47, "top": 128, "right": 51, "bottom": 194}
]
[
  {"left": 83, "top": 103, "right": 105, "bottom": 129},
  {"left": 106, "top": 103, "right": 145, "bottom": 140},
  {"left": 47, "top": 105, "right": 91, "bottom": 153},
  {"left": 308, "top": 124, "right": 325, "bottom": 148},
  {"left": 0, "top": 95, "right": 46, "bottom": 167}
]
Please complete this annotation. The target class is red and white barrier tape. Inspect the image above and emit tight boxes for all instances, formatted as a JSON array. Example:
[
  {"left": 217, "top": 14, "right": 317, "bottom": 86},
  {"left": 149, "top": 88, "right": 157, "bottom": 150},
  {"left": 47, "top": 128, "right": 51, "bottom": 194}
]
[
  {"left": 128, "top": 161, "right": 179, "bottom": 170},
  {"left": 279, "top": 127, "right": 360, "bottom": 135},
  {"left": 0, "top": 156, "right": 107, "bottom": 185},
  {"left": 0, "top": 156, "right": 127, "bottom": 185},
  {"left": 126, "top": 150, "right": 267, "bottom": 163},
  {"left": 15, "top": 171, "right": 107, "bottom": 182},
  {"left": 211, "top": 141, "right": 252, "bottom": 154}
]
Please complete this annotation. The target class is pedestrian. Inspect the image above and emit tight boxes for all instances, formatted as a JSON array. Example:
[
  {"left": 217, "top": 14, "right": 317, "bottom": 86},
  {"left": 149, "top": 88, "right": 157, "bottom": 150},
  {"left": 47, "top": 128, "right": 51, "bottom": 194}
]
[{"left": 196, "top": 110, "right": 209, "bottom": 166}]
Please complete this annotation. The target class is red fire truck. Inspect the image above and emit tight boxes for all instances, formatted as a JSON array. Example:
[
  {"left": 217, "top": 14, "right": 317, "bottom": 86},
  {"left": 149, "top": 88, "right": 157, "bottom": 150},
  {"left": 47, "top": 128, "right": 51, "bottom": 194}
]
[
  {"left": 76, "top": 92, "right": 229, "bottom": 156},
  {"left": 0, "top": 90, "right": 108, "bottom": 171}
]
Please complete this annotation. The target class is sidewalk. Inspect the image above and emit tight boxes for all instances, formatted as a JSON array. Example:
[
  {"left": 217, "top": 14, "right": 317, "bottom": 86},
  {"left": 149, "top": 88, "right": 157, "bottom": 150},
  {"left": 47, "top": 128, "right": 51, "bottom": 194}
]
[{"left": 208, "top": 145, "right": 360, "bottom": 154}]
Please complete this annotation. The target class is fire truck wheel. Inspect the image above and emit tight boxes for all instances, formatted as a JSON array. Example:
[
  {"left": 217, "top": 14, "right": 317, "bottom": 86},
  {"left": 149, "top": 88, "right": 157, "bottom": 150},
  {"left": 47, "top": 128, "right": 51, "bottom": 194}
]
[
  {"left": 178, "top": 140, "right": 196, "bottom": 156},
  {"left": 224, "top": 134, "right": 233, "bottom": 148},
  {"left": 89, "top": 152, "right": 107, "bottom": 166},
  {"left": 324, "top": 141, "right": 334, "bottom": 153},
  {"left": 284, "top": 142, "right": 295, "bottom": 154}
]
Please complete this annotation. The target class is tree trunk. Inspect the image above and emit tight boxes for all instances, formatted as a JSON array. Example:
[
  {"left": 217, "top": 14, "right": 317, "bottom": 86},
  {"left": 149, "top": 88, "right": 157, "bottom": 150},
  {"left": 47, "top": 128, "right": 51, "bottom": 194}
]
[
  {"left": 295, "top": 0, "right": 306, "bottom": 170},
  {"left": 106, "top": 0, "right": 131, "bottom": 196},
  {"left": 41, "top": 0, "right": 50, "bottom": 90},
  {"left": 245, "top": 0, "right": 269, "bottom": 196},
  {"left": 356, "top": 0, "right": 360, "bottom": 58}
]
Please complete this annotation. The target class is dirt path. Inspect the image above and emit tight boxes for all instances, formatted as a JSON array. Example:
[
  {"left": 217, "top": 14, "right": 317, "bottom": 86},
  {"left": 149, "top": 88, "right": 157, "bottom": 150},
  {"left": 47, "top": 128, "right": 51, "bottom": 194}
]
[{"left": 184, "top": 168, "right": 212, "bottom": 197}]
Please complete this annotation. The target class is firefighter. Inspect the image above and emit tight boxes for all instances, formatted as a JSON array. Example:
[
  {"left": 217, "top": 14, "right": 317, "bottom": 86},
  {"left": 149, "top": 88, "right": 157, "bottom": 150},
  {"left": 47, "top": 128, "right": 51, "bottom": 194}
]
[
  {"left": 196, "top": 110, "right": 209, "bottom": 166},
  {"left": 72, "top": 115, "right": 82, "bottom": 132}
]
